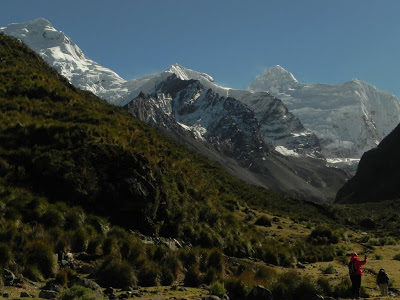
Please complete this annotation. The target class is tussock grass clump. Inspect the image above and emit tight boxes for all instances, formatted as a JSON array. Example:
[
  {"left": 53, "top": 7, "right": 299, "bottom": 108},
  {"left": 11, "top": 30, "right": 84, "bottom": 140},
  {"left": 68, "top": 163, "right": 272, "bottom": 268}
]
[
  {"left": 59, "top": 285, "right": 102, "bottom": 300},
  {"left": 209, "top": 281, "right": 226, "bottom": 297},
  {"left": 137, "top": 261, "right": 159, "bottom": 287},
  {"left": 254, "top": 215, "right": 272, "bottom": 227},
  {"left": 307, "top": 226, "right": 339, "bottom": 245},
  {"left": 24, "top": 241, "right": 57, "bottom": 279},
  {"left": 184, "top": 265, "right": 202, "bottom": 287},
  {"left": 95, "top": 258, "right": 137, "bottom": 289}
]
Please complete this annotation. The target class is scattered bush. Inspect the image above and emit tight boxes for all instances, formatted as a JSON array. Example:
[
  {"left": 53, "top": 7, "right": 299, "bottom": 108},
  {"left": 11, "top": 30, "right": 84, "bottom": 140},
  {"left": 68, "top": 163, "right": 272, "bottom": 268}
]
[
  {"left": 307, "top": 226, "right": 339, "bottom": 245},
  {"left": 70, "top": 228, "right": 89, "bottom": 252},
  {"left": 58, "top": 285, "right": 101, "bottom": 300},
  {"left": 24, "top": 241, "right": 57, "bottom": 278},
  {"left": 209, "top": 281, "right": 226, "bottom": 297},
  {"left": 160, "top": 265, "right": 175, "bottom": 286},
  {"left": 184, "top": 265, "right": 202, "bottom": 287},
  {"left": 95, "top": 259, "right": 137, "bottom": 289},
  {"left": 137, "top": 261, "right": 159, "bottom": 287},
  {"left": 375, "top": 254, "right": 383, "bottom": 260},
  {"left": 204, "top": 267, "right": 219, "bottom": 284},
  {"left": 393, "top": 254, "right": 400, "bottom": 261}
]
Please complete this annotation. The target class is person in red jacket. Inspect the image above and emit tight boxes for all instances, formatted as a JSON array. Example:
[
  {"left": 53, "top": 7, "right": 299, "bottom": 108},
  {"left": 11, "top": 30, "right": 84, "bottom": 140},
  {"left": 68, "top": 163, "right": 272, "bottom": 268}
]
[{"left": 349, "top": 252, "right": 367, "bottom": 299}]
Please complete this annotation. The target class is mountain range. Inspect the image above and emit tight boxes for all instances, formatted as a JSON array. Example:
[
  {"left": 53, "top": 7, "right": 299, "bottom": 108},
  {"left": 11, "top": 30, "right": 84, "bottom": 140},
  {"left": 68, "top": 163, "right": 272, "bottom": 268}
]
[
  {"left": 3, "top": 18, "right": 398, "bottom": 202},
  {"left": 249, "top": 65, "right": 400, "bottom": 171}
]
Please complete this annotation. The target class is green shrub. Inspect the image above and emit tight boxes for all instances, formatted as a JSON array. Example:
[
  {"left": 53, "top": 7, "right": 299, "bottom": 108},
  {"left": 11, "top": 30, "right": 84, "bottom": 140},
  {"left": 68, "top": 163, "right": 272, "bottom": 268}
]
[
  {"left": 375, "top": 254, "right": 383, "bottom": 260},
  {"left": 209, "top": 281, "right": 226, "bottom": 297},
  {"left": 41, "top": 206, "right": 65, "bottom": 227},
  {"left": 307, "top": 226, "right": 339, "bottom": 245},
  {"left": 184, "top": 265, "right": 202, "bottom": 287},
  {"left": 70, "top": 228, "right": 89, "bottom": 252},
  {"left": 393, "top": 254, "right": 400, "bottom": 261},
  {"left": 204, "top": 267, "right": 219, "bottom": 284},
  {"left": 24, "top": 241, "right": 57, "bottom": 278},
  {"left": 254, "top": 215, "right": 272, "bottom": 227},
  {"left": 64, "top": 208, "right": 85, "bottom": 229},
  {"left": 95, "top": 259, "right": 137, "bottom": 289},
  {"left": 59, "top": 285, "right": 102, "bottom": 300},
  {"left": 137, "top": 261, "right": 159, "bottom": 287}
]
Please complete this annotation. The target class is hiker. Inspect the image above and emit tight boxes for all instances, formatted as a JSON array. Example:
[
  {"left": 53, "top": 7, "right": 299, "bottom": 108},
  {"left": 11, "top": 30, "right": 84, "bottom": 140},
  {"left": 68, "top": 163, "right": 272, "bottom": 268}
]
[
  {"left": 376, "top": 268, "right": 389, "bottom": 296},
  {"left": 349, "top": 252, "right": 367, "bottom": 299}
]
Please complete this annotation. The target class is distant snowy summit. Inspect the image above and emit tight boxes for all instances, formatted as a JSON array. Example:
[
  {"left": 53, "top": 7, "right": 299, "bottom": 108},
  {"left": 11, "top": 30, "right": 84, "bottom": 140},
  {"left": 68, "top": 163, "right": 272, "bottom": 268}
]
[
  {"left": 248, "top": 66, "right": 400, "bottom": 169},
  {"left": 0, "top": 18, "right": 128, "bottom": 102}
]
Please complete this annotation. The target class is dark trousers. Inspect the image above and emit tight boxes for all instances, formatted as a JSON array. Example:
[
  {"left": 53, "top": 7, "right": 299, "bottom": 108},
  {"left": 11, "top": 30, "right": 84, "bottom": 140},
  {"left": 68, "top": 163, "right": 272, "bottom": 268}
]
[{"left": 350, "top": 274, "right": 361, "bottom": 299}]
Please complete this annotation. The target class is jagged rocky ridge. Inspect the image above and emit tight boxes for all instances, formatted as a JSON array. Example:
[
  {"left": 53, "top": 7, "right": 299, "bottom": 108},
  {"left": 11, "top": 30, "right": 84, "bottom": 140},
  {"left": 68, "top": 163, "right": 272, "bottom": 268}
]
[
  {"left": 125, "top": 75, "right": 347, "bottom": 201},
  {"left": 336, "top": 122, "right": 400, "bottom": 204},
  {"left": 249, "top": 65, "right": 400, "bottom": 171},
  {"left": 1, "top": 18, "right": 348, "bottom": 201}
]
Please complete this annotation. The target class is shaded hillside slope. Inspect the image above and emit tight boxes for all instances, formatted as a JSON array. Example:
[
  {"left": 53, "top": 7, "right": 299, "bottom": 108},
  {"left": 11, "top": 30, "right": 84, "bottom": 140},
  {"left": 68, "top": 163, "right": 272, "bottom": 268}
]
[
  {"left": 0, "top": 32, "right": 338, "bottom": 247},
  {"left": 336, "top": 122, "right": 400, "bottom": 203}
]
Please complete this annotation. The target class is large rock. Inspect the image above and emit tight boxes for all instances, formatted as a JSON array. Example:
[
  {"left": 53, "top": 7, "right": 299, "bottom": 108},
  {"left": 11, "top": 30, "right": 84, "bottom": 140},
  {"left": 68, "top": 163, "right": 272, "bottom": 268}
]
[
  {"left": 70, "top": 277, "right": 102, "bottom": 295},
  {"left": 3, "top": 269, "right": 16, "bottom": 286},
  {"left": 336, "top": 122, "right": 400, "bottom": 203}
]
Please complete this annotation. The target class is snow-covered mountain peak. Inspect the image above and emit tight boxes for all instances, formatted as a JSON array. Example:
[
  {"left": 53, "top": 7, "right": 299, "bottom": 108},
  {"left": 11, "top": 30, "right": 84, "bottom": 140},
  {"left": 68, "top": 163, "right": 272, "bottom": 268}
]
[
  {"left": 248, "top": 65, "right": 299, "bottom": 93},
  {"left": 165, "top": 64, "right": 215, "bottom": 83},
  {"left": 1, "top": 18, "right": 127, "bottom": 103},
  {"left": 249, "top": 67, "right": 400, "bottom": 171}
]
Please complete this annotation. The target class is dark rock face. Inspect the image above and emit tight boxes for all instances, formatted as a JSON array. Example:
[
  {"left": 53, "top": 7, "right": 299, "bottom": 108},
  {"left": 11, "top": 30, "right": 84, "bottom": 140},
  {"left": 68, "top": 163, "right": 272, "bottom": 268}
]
[{"left": 336, "top": 123, "right": 400, "bottom": 203}]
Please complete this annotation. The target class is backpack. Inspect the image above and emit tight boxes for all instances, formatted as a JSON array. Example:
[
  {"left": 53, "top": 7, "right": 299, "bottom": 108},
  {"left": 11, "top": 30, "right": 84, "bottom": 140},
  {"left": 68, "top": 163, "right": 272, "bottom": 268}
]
[
  {"left": 377, "top": 270, "right": 389, "bottom": 284},
  {"left": 348, "top": 260, "right": 356, "bottom": 275}
]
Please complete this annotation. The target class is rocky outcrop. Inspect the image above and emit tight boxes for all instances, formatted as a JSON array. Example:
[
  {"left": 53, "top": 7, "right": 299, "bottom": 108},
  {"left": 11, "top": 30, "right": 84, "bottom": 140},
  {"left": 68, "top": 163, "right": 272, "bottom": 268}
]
[{"left": 336, "top": 122, "right": 400, "bottom": 203}]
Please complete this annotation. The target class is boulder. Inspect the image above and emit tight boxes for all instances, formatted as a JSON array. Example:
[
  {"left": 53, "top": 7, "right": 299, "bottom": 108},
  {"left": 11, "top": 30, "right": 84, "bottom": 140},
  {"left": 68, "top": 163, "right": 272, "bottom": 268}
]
[
  {"left": 70, "top": 276, "right": 102, "bottom": 295},
  {"left": 3, "top": 268, "right": 16, "bottom": 286},
  {"left": 247, "top": 285, "right": 273, "bottom": 300}
]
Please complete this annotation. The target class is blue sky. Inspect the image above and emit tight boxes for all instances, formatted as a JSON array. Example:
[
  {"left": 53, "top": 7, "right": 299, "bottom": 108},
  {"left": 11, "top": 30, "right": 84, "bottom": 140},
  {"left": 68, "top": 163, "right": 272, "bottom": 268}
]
[{"left": 2, "top": 0, "right": 400, "bottom": 95}]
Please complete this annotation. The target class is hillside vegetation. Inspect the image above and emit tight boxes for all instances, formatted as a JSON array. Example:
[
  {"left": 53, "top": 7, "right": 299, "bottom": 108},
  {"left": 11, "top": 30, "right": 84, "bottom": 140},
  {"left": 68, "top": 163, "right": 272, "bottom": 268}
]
[{"left": 2, "top": 33, "right": 400, "bottom": 299}]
